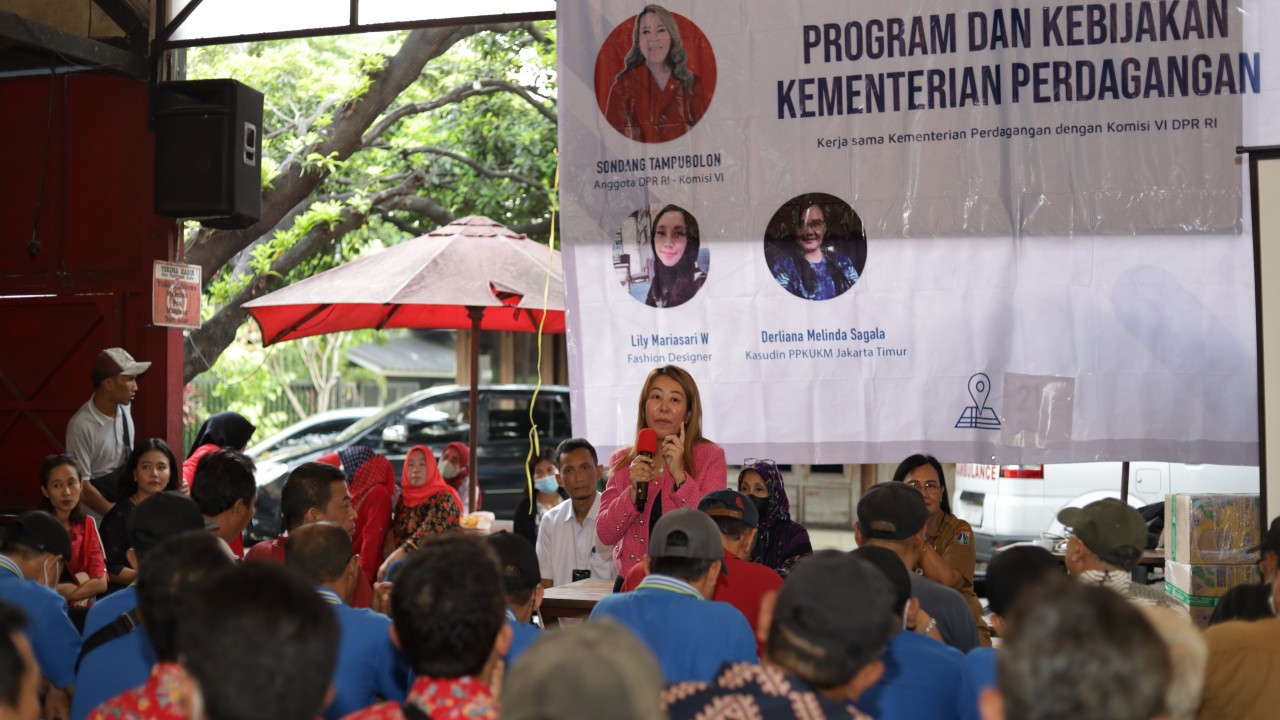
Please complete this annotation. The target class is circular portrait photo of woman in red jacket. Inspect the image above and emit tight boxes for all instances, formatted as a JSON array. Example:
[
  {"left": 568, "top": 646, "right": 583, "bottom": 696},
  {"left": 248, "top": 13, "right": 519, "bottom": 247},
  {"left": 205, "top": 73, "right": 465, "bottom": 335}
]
[{"left": 594, "top": 5, "right": 718, "bottom": 144}]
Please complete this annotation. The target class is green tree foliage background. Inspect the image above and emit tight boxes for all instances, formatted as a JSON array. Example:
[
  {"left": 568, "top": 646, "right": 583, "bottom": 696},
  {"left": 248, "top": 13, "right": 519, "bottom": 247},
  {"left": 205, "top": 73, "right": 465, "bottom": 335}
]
[{"left": 182, "top": 23, "right": 557, "bottom": 437}]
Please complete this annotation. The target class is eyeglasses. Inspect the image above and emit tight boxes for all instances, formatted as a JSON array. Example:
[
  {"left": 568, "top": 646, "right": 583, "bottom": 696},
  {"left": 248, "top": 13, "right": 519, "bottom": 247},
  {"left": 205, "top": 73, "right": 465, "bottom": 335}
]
[
  {"left": 743, "top": 458, "right": 775, "bottom": 467},
  {"left": 905, "top": 481, "right": 942, "bottom": 493},
  {"left": 801, "top": 219, "right": 826, "bottom": 231}
]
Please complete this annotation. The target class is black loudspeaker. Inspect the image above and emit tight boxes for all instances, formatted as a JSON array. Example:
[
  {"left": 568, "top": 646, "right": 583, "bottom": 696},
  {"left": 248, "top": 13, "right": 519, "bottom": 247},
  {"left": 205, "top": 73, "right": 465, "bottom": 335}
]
[{"left": 152, "top": 79, "right": 264, "bottom": 229}]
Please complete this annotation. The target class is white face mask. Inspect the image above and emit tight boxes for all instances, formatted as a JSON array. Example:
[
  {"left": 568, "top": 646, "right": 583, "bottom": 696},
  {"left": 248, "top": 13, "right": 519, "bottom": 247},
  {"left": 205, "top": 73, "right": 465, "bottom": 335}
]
[
  {"left": 534, "top": 475, "right": 560, "bottom": 495},
  {"left": 439, "top": 460, "right": 461, "bottom": 479}
]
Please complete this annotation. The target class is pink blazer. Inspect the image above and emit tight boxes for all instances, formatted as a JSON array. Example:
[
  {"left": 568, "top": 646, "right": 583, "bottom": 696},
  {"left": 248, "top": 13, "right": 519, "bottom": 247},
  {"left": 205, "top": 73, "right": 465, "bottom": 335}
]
[{"left": 597, "top": 440, "right": 727, "bottom": 577}]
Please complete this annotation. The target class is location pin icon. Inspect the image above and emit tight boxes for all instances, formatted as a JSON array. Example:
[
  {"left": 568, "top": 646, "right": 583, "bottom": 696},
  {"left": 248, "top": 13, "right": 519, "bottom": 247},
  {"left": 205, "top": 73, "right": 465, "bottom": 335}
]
[{"left": 968, "top": 373, "right": 991, "bottom": 413}]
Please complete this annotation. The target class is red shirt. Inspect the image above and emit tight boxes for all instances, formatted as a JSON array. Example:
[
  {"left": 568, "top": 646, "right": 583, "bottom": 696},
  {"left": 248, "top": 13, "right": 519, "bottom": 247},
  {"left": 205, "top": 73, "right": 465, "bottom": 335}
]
[
  {"left": 341, "top": 675, "right": 498, "bottom": 720},
  {"left": 622, "top": 547, "right": 782, "bottom": 653},
  {"left": 353, "top": 485, "right": 392, "bottom": 586},
  {"left": 88, "top": 662, "right": 194, "bottom": 720},
  {"left": 69, "top": 516, "right": 107, "bottom": 580},
  {"left": 245, "top": 536, "right": 374, "bottom": 609}
]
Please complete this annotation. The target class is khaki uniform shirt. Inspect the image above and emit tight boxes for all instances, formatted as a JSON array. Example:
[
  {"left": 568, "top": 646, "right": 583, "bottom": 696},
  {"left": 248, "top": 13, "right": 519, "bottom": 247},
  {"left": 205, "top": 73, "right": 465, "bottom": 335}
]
[{"left": 926, "top": 511, "right": 992, "bottom": 646}]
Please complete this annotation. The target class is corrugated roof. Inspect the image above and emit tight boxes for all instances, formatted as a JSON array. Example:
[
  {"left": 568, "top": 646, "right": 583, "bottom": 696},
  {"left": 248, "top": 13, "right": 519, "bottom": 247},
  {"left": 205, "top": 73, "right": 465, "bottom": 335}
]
[{"left": 346, "top": 335, "right": 456, "bottom": 378}]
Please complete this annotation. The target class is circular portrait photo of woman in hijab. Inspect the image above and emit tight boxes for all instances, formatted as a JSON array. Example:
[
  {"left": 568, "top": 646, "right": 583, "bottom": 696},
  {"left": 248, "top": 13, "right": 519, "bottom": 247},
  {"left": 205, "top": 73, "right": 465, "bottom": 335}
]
[
  {"left": 593, "top": 5, "right": 718, "bottom": 143},
  {"left": 611, "top": 203, "right": 709, "bottom": 308},
  {"left": 764, "top": 193, "right": 867, "bottom": 301}
]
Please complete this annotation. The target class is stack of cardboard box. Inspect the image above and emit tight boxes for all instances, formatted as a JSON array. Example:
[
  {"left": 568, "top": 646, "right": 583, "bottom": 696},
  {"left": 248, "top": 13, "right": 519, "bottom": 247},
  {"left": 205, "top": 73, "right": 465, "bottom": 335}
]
[{"left": 1164, "top": 493, "right": 1262, "bottom": 627}]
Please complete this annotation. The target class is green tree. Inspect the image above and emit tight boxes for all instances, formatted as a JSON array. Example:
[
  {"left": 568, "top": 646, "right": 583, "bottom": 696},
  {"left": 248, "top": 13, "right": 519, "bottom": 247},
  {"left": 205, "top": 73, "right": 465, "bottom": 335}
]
[{"left": 182, "top": 23, "right": 558, "bottom": 385}]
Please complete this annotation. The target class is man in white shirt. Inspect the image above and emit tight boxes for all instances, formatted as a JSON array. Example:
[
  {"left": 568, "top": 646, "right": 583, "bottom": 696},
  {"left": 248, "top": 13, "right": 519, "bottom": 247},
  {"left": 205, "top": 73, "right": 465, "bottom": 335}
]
[
  {"left": 536, "top": 439, "right": 616, "bottom": 587},
  {"left": 65, "top": 348, "right": 151, "bottom": 514}
]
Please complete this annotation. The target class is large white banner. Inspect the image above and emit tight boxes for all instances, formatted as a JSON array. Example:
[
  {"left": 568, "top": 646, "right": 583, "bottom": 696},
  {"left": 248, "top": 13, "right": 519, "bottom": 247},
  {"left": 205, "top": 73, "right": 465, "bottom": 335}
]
[{"left": 559, "top": 0, "right": 1280, "bottom": 465}]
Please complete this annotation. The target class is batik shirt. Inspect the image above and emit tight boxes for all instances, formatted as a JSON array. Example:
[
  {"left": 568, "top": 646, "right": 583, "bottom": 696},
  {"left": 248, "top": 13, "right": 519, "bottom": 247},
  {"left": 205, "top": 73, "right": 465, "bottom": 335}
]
[
  {"left": 88, "top": 662, "right": 194, "bottom": 720},
  {"left": 664, "top": 663, "right": 873, "bottom": 720},
  {"left": 341, "top": 675, "right": 498, "bottom": 720}
]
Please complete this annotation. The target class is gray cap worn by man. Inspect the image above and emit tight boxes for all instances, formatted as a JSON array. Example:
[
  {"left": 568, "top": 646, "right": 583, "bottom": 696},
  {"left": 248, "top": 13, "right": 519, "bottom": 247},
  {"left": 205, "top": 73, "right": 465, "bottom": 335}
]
[
  {"left": 1058, "top": 498, "right": 1184, "bottom": 612},
  {"left": 67, "top": 347, "right": 152, "bottom": 512},
  {"left": 588, "top": 508, "right": 757, "bottom": 684},
  {"left": 854, "top": 482, "right": 980, "bottom": 651},
  {"left": 503, "top": 620, "right": 665, "bottom": 720}
]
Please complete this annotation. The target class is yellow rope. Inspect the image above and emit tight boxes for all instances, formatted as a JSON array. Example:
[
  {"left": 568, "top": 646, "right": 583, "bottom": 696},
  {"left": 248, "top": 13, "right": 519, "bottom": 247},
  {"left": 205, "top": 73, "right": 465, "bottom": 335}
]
[{"left": 524, "top": 153, "right": 559, "bottom": 506}]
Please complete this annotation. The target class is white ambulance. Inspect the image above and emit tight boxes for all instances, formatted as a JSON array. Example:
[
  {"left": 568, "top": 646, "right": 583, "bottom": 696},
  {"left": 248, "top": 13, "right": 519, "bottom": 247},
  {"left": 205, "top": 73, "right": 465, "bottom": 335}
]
[{"left": 952, "top": 462, "right": 1259, "bottom": 562}]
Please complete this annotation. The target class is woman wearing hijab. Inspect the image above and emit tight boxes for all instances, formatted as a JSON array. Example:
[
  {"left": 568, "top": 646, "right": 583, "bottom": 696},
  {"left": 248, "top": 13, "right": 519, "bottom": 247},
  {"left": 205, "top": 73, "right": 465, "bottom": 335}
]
[
  {"left": 643, "top": 204, "right": 706, "bottom": 309},
  {"left": 737, "top": 460, "right": 812, "bottom": 577},
  {"left": 337, "top": 446, "right": 396, "bottom": 585},
  {"left": 183, "top": 411, "right": 257, "bottom": 492},
  {"left": 438, "top": 441, "right": 474, "bottom": 514},
  {"left": 377, "top": 445, "right": 463, "bottom": 579}
]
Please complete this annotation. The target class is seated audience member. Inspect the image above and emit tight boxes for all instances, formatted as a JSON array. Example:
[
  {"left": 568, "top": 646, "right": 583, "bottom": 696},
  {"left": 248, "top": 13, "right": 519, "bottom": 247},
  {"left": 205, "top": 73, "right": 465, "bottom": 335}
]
[
  {"left": 321, "top": 448, "right": 395, "bottom": 588},
  {"left": 589, "top": 508, "right": 757, "bottom": 683},
  {"left": 502, "top": 620, "right": 665, "bottom": 720},
  {"left": 0, "top": 602, "right": 40, "bottom": 720},
  {"left": 854, "top": 545, "right": 964, "bottom": 720},
  {"left": 185, "top": 412, "right": 256, "bottom": 556},
  {"left": 664, "top": 550, "right": 895, "bottom": 720},
  {"left": 535, "top": 438, "right": 616, "bottom": 587},
  {"left": 377, "top": 446, "right": 464, "bottom": 581},
  {"left": 895, "top": 454, "right": 991, "bottom": 646},
  {"left": 177, "top": 563, "right": 338, "bottom": 720},
  {"left": 189, "top": 449, "right": 257, "bottom": 559},
  {"left": 38, "top": 454, "right": 107, "bottom": 615},
  {"left": 737, "top": 460, "right": 812, "bottom": 576},
  {"left": 285, "top": 522, "right": 409, "bottom": 720},
  {"left": 957, "top": 546, "right": 1062, "bottom": 720},
  {"left": 1139, "top": 607, "right": 1205, "bottom": 720},
  {"left": 99, "top": 439, "right": 182, "bottom": 593},
  {"left": 1196, "top": 576, "right": 1280, "bottom": 720},
  {"left": 1210, "top": 516, "right": 1280, "bottom": 624},
  {"left": 855, "top": 483, "right": 980, "bottom": 651},
  {"left": 0, "top": 512, "right": 79, "bottom": 705},
  {"left": 486, "top": 533, "right": 543, "bottom": 666},
  {"left": 1058, "top": 499, "right": 1183, "bottom": 612},
  {"left": 345, "top": 534, "right": 510, "bottom": 720},
  {"left": 980, "top": 580, "right": 1170, "bottom": 720},
  {"left": 245, "top": 461, "right": 374, "bottom": 608},
  {"left": 72, "top": 493, "right": 213, "bottom": 720},
  {"left": 514, "top": 450, "right": 568, "bottom": 546},
  {"left": 621, "top": 489, "right": 783, "bottom": 647},
  {"left": 88, "top": 531, "right": 233, "bottom": 720}
]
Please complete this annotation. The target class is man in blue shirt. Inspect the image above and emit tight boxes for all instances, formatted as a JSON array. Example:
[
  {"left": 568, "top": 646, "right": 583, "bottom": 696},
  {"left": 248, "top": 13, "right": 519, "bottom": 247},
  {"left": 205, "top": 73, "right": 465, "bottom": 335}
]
[
  {"left": 664, "top": 550, "right": 896, "bottom": 720},
  {"left": 71, "top": 492, "right": 212, "bottom": 720},
  {"left": 590, "top": 508, "right": 756, "bottom": 683},
  {"left": 955, "top": 545, "right": 1061, "bottom": 720},
  {"left": 854, "top": 545, "right": 964, "bottom": 720},
  {"left": 286, "top": 522, "right": 410, "bottom": 719},
  {"left": 486, "top": 532, "right": 543, "bottom": 667},
  {"left": 0, "top": 511, "right": 80, "bottom": 710}
]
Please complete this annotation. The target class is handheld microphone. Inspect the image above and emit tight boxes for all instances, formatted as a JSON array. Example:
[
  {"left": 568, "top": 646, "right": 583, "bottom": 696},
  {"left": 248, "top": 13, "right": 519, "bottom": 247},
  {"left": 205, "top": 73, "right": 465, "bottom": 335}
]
[{"left": 635, "top": 428, "right": 658, "bottom": 512}]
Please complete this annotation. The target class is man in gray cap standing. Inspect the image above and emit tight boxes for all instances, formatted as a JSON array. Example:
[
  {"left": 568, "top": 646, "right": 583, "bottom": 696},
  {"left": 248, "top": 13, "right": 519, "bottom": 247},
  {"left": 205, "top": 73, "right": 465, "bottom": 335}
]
[
  {"left": 589, "top": 507, "right": 756, "bottom": 683},
  {"left": 664, "top": 550, "right": 896, "bottom": 720},
  {"left": 1058, "top": 498, "right": 1183, "bottom": 611},
  {"left": 65, "top": 347, "right": 151, "bottom": 513}
]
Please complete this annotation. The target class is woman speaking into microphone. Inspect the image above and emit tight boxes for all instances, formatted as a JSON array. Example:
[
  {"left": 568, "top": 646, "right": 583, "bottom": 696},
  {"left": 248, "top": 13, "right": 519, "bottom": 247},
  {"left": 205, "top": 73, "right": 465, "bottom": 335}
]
[{"left": 597, "top": 365, "right": 727, "bottom": 578}]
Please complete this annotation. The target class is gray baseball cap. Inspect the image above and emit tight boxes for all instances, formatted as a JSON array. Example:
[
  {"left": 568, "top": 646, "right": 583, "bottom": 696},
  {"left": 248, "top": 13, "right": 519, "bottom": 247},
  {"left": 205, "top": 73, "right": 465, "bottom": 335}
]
[{"left": 649, "top": 507, "right": 723, "bottom": 561}]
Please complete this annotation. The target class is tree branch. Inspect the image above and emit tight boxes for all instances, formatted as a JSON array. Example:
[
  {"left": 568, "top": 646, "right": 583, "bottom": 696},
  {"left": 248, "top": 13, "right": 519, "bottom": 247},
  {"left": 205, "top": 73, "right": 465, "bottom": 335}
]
[
  {"left": 184, "top": 176, "right": 426, "bottom": 383},
  {"left": 385, "top": 144, "right": 543, "bottom": 190},
  {"left": 185, "top": 23, "right": 524, "bottom": 290},
  {"left": 478, "top": 79, "right": 558, "bottom": 124}
]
